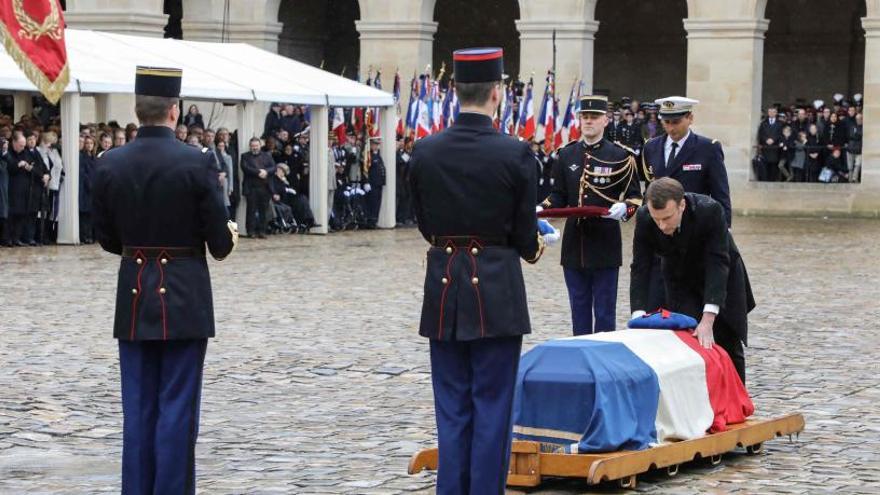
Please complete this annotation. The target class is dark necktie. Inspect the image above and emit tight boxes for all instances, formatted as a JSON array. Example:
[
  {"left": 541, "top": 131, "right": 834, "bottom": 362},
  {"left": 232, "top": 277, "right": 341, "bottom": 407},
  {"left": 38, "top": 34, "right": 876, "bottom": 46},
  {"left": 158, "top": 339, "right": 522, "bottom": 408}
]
[{"left": 664, "top": 142, "right": 678, "bottom": 174}]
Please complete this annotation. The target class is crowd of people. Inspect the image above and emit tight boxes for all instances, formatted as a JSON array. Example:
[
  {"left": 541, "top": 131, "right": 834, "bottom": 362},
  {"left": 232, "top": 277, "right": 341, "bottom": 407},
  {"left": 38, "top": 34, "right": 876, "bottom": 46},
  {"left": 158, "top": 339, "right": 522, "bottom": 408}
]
[
  {"left": 754, "top": 95, "right": 863, "bottom": 183},
  {"left": 0, "top": 89, "right": 864, "bottom": 248}
]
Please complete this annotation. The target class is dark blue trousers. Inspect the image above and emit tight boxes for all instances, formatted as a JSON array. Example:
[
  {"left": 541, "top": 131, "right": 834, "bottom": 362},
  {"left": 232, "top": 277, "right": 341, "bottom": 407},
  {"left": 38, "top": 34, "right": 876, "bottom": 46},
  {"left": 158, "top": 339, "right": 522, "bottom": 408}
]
[
  {"left": 430, "top": 336, "right": 522, "bottom": 495},
  {"left": 119, "top": 339, "right": 208, "bottom": 495},
  {"left": 563, "top": 266, "right": 619, "bottom": 335}
]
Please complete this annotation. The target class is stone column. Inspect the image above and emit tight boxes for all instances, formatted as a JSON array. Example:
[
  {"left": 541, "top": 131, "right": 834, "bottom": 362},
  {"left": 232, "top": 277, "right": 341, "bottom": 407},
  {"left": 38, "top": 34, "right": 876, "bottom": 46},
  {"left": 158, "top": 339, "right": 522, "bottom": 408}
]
[
  {"left": 683, "top": 18, "right": 769, "bottom": 189},
  {"left": 516, "top": 19, "right": 599, "bottom": 97},
  {"left": 181, "top": 0, "right": 283, "bottom": 52},
  {"left": 357, "top": 0, "right": 436, "bottom": 121},
  {"left": 857, "top": 15, "right": 880, "bottom": 209},
  {"left": 57, "top": 93, "right": 81, "bottom": 245},
  {"left": 516, "top": 0, "right": 598, "bottom": 100},
  {"left": 65, "top": 0, "right": 167, "bottom": 36}
]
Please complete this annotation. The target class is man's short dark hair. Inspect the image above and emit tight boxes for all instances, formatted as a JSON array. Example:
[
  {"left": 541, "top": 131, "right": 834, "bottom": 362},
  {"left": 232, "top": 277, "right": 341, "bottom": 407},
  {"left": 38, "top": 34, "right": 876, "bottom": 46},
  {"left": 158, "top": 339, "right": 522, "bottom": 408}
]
[
  {"left": 135, "top": 95, "right": 178, "bottom": 125},
  {"left": 456, "top": 81, "right": 498, "bottom": 107},
  {"left": 645, "top": 177, "right": 685, "bottom": 209},
  {"left": 249, "top": 137, "right": 262, "bottom": 145}
]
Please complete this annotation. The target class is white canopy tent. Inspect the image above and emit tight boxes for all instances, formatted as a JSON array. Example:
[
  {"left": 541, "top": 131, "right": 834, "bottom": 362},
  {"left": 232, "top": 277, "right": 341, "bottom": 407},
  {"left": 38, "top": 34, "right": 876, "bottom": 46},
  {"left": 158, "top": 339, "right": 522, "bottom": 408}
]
[{"left": 0, "top": 29, "right": 396, "bottom": 241}]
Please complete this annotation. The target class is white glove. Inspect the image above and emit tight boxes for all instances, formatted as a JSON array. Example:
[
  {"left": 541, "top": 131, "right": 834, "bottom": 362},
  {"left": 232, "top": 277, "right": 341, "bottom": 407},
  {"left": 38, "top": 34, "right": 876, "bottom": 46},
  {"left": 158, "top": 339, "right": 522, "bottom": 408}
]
[
  {"left": 535, "top": 205, "right": 544, "bottom": 213},
  {"left": 285, "top": 187, "right": 296, "bottom": 195},
  {"left": 602, "top": 202, "right": 628, "bottom": 221},
  {"left": 542, "top": 228, "right": 560, "bottom": 246},
  {"left": 364, "top": 183, "right": 372, "bottom": 193},
  {"left": 631, "top": 310, "right": 646, "bottom": 319},
  {"left": 343, "top": 190, "right": 351, "bottom": 197},
  {"left": 356, "top": 187, "right": 366, "bottom": 196}
]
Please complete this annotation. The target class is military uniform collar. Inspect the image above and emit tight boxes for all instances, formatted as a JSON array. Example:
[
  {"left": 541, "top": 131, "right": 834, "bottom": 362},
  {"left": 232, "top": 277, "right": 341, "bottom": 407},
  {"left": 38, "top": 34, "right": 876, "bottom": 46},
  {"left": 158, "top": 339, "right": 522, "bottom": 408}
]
[
  {"left": 137, "top": 126, "right": 176, "bottom": 139},
  {"left": 454, "top": 112, "right": 494, "bottom": 128},
  {"left": 581, "top": 138, "right": 604, "bottom": 151}
]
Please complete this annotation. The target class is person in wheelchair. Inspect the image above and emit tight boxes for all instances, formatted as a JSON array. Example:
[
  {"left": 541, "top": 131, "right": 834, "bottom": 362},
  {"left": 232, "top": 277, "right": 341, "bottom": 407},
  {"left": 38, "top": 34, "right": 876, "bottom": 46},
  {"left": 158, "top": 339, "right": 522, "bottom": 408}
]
[{"left": 271, "top": 163, "right": 315, "bottom": 233}]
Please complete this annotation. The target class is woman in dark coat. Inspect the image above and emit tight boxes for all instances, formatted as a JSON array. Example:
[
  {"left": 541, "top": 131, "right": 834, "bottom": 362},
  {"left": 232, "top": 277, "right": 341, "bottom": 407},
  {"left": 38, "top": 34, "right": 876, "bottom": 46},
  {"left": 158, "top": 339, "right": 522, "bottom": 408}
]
[
  {"left": 79, "top": 135, "right": 97, "bottom": 243},
  {"left": 183, "top": 104, "right": 205, "bottom": 129},
  {"left": 804, "top": 123, "right": 824, "bottom": 182}
]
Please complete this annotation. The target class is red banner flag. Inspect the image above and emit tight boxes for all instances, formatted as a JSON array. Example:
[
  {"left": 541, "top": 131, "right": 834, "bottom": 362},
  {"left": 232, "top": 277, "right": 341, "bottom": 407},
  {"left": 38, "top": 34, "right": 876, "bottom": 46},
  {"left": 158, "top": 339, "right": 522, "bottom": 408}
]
[{"left": 0, "top": 0, "right": 69, "bottom": 104}]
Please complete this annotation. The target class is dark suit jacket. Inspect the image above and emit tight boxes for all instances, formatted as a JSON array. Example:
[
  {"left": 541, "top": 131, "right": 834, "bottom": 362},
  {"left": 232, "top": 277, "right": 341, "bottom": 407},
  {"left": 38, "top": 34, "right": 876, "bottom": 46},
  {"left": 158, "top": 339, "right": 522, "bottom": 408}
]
[
  {"left": 630, "top": 193, "right": 755, "bottom": 343},
  {"left": 642, "top": 132, "right": 732, "bottom": 226},
  {"left": 240, "top": 151, "right": 277, "bottom": 195},
  {"left": 410, "top": 112, "right": 542, "bottom": 341},
  {"left": 92, "top": 126, "right": 234, "bottom": 341},
  {"left": 757, "top": 119, "right": 784, "bottom": 162}
]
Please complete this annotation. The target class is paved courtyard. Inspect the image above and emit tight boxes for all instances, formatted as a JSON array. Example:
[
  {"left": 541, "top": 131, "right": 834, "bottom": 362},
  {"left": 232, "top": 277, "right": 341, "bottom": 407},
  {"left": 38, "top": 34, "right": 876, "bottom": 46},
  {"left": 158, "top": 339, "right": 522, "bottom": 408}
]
[{"left": 1, "top": 216, "right": 879, "bottom": 494}]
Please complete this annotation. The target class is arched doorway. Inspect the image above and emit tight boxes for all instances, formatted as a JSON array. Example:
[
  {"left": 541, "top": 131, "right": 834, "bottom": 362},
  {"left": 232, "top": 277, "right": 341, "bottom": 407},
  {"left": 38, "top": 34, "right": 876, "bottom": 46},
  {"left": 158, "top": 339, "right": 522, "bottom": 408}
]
[
  {"left": 762, "top": 0, "right": 866, "bottom": 107},
  {"left": 432, "top": 0, "right": 520, "bottom": 78},
  {"left": 278, "top": 0, "right": 360, "bottom": 78},
  {"left": 593, "top": 0, "right": 687, "bottom": 102}
]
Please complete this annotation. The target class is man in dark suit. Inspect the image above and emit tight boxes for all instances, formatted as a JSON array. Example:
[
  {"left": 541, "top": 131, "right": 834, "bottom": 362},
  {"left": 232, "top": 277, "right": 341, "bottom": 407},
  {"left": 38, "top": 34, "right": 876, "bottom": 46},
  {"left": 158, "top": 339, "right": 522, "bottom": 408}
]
[
  {"left": 409, "top": 47, "right": 550, "bottom": 495},
  {"left": 364, "top": 136, "right": 385, "bottom": 229},
  {"left": 91, "top": 66, "right": 237, "bottom": 494},
  {"left": 240, "top": 137, "right": 276, "bottom": 238},
  {"left": 630, "top": 178, "right": 754, "bottom": 383},
  {"left": 541, "top": 95, "right": 642, "bottom": 335},
  {"left": 757, "top": 105, "right": 784, "bottom": 181}
]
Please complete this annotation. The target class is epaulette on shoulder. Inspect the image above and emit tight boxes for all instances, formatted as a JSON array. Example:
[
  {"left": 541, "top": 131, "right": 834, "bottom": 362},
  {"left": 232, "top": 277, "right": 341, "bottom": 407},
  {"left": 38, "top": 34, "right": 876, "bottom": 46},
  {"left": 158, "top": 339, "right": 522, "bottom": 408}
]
[{"left": 612, "top": 140, "right": 636, "bottom": 154}]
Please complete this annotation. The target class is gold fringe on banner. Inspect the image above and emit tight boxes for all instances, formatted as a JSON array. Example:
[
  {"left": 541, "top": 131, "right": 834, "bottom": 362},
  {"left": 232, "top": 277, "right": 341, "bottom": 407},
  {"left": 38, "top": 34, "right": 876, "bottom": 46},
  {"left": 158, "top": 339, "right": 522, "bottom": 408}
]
[{"left": 0, "top": 21, "right": 70, "bottom": 105}]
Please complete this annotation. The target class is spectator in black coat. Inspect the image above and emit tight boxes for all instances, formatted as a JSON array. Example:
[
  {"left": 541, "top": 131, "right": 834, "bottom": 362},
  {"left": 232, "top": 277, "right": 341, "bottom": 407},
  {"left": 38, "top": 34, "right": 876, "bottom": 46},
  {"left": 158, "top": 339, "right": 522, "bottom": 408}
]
[
  {"left": 79, "top": 135, "right": 97, "bottom": 243},
  {"left": 183, "top": 104, "right": 205, "bottom": 129},
  {"left": 263, "top": 102, "right": 283, "bottom": 139}
]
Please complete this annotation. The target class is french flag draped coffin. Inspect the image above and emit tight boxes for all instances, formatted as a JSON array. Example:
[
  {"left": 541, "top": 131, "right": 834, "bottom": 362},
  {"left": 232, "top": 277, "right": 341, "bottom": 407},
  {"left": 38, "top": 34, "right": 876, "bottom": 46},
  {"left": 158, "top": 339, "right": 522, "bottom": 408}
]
[{"left": 512, "top": 329, "right": 755, "bottom": 453}]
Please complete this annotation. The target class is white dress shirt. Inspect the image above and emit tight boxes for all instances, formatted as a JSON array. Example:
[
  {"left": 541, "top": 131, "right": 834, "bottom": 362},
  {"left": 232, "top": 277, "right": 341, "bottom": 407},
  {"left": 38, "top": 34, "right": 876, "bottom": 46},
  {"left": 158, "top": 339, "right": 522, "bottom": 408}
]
[{"left": 663, "top": 130, "right": 691, "bottom": 164}]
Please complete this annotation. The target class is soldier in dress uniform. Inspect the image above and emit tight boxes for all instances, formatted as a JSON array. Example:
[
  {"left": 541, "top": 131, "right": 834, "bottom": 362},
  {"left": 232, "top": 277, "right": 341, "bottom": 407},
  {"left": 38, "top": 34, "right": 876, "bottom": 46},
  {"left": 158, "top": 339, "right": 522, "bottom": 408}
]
[
  {"left": 640, "top": 96, "right": 733, "bottom": 310},
  {"left": 540, "top": 95, "right": 642, "bottom": 335},
  {"left": 91, "top": 66, "right": 237, "bottom": 495},
  {"left": 409, "top": 47, "right": 551, "bottom": 495},
  {"left": 364, "top": 136, "right": 386, "bottom": 229}
]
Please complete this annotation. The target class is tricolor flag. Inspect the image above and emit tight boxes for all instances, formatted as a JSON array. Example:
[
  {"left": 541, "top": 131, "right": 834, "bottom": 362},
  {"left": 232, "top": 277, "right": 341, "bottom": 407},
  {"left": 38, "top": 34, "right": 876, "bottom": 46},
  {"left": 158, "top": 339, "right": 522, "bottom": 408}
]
[
  {"left": 501, "top": 85, "right": 515, "bottom": 135},
  {"left": 393, "top": 70, "right": 404, "bottom": 137},
  {"left": 332, "top": 107, "right": 347, "bottom": 144},
  {"left": 537, "top": 72, "right": 556, "bottom": 153},
  {"left": 431, "top": 80, "right": 443, "bottom": 134},
  {"left": 513, "top": 329, "right": 754, "bottom": 454},
  {"left": 562, "top": 80, "right": 581, "bottom": 143},
  {"left": 415, "top": 75, "right": 432, "bottom": 139},
  {"left": 405, "top": 74, "right": 418, "bottom": 138},
  {"left": 517, "top": 77, "right": 535, "bottom": 141},
  {"left": 441, "top": 83, "right": 457, "bottom": 129}
]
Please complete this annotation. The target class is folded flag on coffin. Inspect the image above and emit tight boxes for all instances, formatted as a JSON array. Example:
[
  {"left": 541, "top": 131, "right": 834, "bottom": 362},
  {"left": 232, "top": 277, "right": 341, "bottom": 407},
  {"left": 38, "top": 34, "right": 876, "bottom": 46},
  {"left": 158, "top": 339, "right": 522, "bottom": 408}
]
[{"left": 512, "top": 329, "right": 754, "bottom": 454}]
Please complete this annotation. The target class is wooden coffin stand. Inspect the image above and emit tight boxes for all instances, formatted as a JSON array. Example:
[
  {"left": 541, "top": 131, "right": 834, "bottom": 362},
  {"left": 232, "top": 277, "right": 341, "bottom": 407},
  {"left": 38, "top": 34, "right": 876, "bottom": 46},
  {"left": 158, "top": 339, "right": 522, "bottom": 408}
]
[{"left": 408, "top": 413, "right": 805, "bottom": 490}]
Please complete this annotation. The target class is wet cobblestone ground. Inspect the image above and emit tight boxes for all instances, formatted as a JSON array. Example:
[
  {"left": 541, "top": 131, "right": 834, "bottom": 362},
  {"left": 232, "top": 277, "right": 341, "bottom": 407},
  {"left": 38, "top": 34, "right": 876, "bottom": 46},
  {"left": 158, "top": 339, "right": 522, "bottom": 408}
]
[{"left": 1, "top": 216, "right": 879, "bottom": 494}]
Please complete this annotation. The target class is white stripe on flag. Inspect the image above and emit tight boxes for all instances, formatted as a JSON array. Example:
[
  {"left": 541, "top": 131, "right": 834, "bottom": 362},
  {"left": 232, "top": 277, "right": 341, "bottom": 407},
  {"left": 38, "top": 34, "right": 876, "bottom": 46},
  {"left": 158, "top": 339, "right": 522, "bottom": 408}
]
[{"left": 569, "top": 329, "right": 714, "bottom": 442}]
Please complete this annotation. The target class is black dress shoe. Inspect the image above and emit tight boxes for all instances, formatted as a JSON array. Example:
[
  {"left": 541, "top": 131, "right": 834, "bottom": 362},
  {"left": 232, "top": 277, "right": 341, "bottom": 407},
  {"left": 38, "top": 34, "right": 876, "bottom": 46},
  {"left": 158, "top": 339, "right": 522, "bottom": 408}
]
[{"left": 13, "top": 241, "right": 26, "bottom": 247}]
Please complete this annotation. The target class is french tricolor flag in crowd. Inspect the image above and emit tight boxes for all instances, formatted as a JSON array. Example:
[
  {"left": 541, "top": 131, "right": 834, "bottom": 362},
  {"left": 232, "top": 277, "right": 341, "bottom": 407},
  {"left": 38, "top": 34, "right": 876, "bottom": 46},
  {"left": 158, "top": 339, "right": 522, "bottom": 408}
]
[
  {"left": 513, "top": 328, "right": 754, "bottom": 454},
  {"left": 431, "top": 80, "right": 443, "bottom": 134},
  {"left": 537, "top": 72, "right": 556, "bottom": 152},
  {"left": 441, "top": 83, "right": 458, "bottom": 129},
  {"left": 517, "top": 77, "right": 535, "bottom": 141},
  {"left": 405, "top": 75, "right": 418, "bottom": 138},
  {"left": 393, "top": 71, "right": 404, "bottom": 137},
  {"left": 415, "top": 76, "right": 432, "bottom": 139},
  {"left": 563, "top": 80, "right": 581, "bottom": 143},
  {"left": 501, "top": 85, "right": 515, "bottom": 135},
  {"left": 332, "top": 107, "right": 347, "bottom": 144}
]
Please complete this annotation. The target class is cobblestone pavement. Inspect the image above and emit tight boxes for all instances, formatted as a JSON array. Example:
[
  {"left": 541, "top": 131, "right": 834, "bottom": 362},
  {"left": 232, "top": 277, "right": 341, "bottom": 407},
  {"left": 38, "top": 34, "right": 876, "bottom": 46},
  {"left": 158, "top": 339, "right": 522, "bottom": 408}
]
[{"left": 1, "top": 216, "right": 879, "bottom": 494}]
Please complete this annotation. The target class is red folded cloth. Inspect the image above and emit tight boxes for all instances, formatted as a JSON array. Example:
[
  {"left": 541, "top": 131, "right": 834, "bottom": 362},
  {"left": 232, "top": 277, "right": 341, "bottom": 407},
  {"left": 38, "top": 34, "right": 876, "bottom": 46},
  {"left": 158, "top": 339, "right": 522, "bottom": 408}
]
[{"left": 538, "top": 206, "right": 610, "bottom": 218}]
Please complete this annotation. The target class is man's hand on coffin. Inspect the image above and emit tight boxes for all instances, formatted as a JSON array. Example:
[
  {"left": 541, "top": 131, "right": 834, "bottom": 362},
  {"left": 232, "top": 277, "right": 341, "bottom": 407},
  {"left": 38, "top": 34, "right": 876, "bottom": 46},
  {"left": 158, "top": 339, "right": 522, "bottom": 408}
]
[{"left": 693, "top": 313, "right": 716, "bottom": 349}]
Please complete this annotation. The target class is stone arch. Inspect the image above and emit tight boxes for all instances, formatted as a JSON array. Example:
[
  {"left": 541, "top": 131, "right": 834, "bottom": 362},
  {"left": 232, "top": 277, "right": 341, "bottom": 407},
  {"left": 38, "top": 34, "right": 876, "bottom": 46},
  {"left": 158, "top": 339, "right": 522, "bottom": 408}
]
[
  {"left": 277, "top": 0, "right": 360, "bottom": 76},
  {"left": 432, "top": 0, "right": 521, "bottom": 77},
  {"left": 593, "top": 0, "right": 688, "bottom": 101},
  {"left": 761, "top": 0, "right": 866, "bottom": 108}
]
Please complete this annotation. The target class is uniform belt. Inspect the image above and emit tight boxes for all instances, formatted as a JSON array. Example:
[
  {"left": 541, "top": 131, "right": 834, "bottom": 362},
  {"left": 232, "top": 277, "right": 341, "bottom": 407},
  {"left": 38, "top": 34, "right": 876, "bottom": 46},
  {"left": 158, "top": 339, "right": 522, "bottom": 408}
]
[
  {"left": 431, "top": 236, "right": 508, "bottom": 248},
  {"left": 121, "top": 246, "right": 205, "bottom": 259}
]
